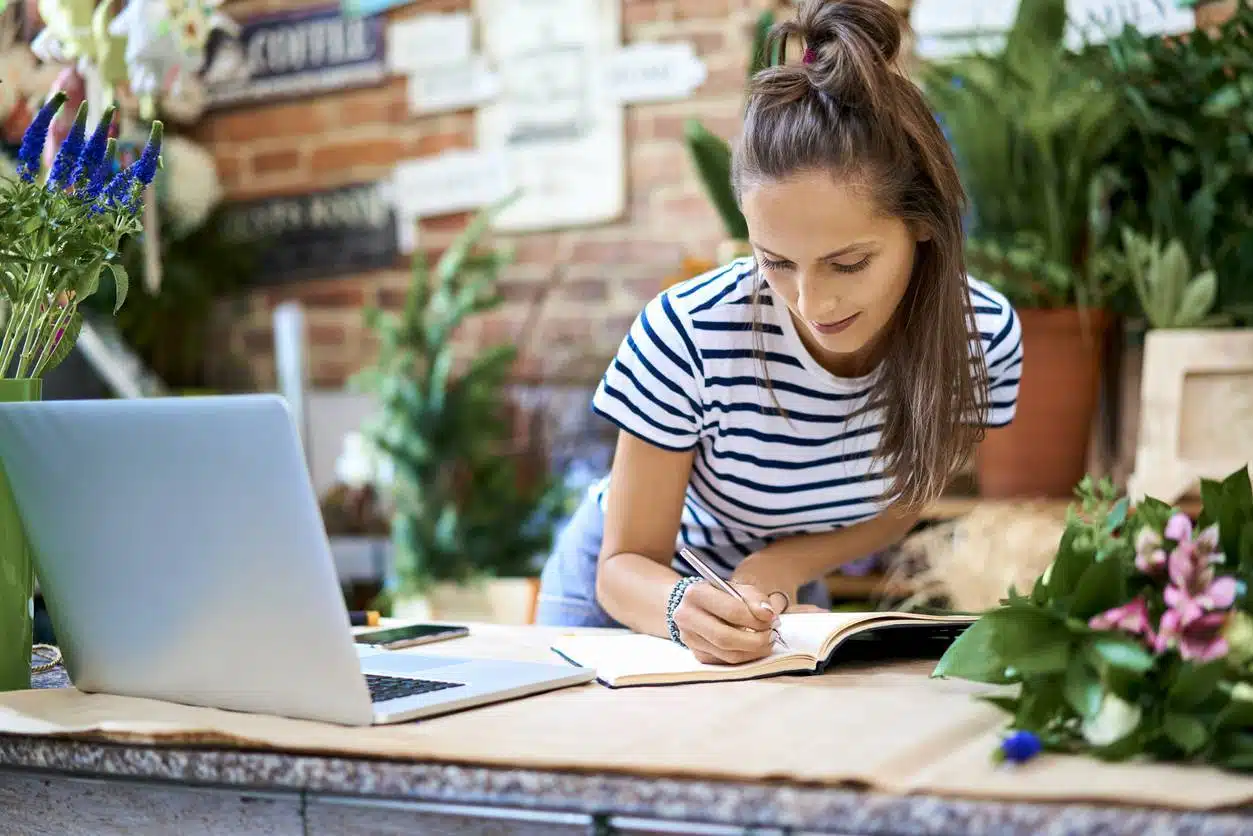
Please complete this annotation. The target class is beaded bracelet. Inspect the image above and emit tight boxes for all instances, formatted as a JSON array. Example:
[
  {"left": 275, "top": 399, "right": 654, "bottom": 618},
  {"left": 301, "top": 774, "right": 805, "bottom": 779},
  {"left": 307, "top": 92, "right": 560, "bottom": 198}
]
[{"left": 666, "top": 576, "right": 702, "bottom": 646}]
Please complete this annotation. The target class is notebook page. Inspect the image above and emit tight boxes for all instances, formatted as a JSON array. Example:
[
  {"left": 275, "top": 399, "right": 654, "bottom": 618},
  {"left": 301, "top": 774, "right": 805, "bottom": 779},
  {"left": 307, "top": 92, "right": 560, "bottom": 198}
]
[
  {"left": 551, "top": 632, "right": 801, "bottom": 682},
  {"left": 774, "top": 611, "right": 882, "bottom": 655}
]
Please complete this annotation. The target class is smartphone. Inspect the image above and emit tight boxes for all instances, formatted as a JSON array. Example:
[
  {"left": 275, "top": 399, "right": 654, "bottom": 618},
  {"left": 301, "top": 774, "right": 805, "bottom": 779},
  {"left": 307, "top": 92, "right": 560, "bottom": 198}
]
[{"left": 354, "top": 622, "right": 469, "bottom": 650}]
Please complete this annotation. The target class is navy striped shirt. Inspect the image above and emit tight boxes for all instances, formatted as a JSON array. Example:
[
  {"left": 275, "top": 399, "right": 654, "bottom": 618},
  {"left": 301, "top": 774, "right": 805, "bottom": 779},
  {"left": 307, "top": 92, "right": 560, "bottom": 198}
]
[{"left": 591, "top": 258, "right": 1023, "bottom": 577}]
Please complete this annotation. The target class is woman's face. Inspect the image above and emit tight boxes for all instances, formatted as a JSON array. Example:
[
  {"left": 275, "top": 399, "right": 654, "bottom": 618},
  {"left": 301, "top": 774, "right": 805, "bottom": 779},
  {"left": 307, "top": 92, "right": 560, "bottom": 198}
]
[{"left": 740, "top": 170, "right": 922, "bottom": 377}]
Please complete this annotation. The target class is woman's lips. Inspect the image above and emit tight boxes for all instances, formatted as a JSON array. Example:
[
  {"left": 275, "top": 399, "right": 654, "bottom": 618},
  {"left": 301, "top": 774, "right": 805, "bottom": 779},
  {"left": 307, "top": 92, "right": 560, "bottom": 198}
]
[{"left": 809, "top": 312, "right": 861, "bottom": 336}]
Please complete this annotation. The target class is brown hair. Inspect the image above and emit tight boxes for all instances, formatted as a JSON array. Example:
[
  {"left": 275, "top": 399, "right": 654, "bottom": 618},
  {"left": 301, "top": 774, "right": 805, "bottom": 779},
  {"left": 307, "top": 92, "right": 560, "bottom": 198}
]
[{"left": 732, "top": 0, "right": 988, "bottom": 512}]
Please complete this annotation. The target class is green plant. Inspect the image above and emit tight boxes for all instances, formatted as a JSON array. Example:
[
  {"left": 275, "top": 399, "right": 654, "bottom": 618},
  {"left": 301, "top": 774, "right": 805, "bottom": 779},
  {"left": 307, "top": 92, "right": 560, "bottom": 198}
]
[
  {"left": 0, "top": 93, "right": 162, "bottom": 378},
  {"left": 934, "top": 464, "right": 1253, "bottom": 772},
  {"left": 1119, "top": 228, "right": 1221, "bottom": 329},
  {"left": 1093, "top": 1, "right": 1253, "bottom": 323},
  {"left": 923, "top": 0, "right": 1128, "bottom": 310},
  {"left": 350, "top": 198, "right": 568, "bottom": 602},
  {"left": 683, "top": 9, "right": 777, "bottom": 243}
]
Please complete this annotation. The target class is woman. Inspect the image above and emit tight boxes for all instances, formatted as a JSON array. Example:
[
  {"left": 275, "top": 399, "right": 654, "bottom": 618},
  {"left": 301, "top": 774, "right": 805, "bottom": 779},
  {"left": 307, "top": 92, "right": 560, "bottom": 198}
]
[{"left": 536, "top": 0, "right": 1023, "bottom": 665}]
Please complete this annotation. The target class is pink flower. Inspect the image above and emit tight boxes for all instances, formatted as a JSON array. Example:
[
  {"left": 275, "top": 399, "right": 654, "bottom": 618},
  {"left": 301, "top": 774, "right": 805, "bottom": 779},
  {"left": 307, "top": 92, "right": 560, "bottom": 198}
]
[
  {"left": 1134, "top": 527, "right": 1168, "bottom": 574},
  {"left": 1090, "top": 596, "right": 1153, "bottom": 637},
  {"left": 1163, "top": 543, "right": 1236, "bottom": 625},
  {"left": 1155, "top": 609, "right": 1230, "bottom": 662}
]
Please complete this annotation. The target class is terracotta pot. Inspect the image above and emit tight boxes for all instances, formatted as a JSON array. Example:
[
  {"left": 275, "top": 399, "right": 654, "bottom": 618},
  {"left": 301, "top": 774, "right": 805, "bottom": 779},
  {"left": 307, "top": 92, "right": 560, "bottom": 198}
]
[
  {"left": 975, "top": 308, "right": 1111, "bottom": 498},
  {"left": 1195, "top": 0, "right": 1237, "bottom": 31}
]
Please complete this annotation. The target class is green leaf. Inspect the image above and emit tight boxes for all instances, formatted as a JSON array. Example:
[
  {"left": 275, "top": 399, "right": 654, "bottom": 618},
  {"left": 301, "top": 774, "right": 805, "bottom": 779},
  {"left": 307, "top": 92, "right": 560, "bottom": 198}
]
[
  {"left": 990, "top": 607, "right": 1073, "bottom": 676},
  {"left": 1016, "top": 674, "right": 1068, "bottom": 732},
  {"left": 1047, "top": 527, "right": 1095, "bottom": 601},
  {"left": 1164, "top": 713, "right": 1210, "bottom": 755},
  {"left": 931, "top": 615, "right": 1014, "bottom": 683},
  {"left": 1177, "top": 270, "right": 1217, "bottom": 325},
  {"left": 1069, "top": 556, "right": 1128, "bottom": 621},
  {"left": 1084, "top": 634, "right": 1156, "bottom": 675},
  {"left": 1240, "top": 523, "right": 1253, "bottom": 581},
  {"left": 683, "top": 118, "right": 748, "bottom": 240},
  {"left": 1169, "top": 660, "right": 1226, "bottom": 710},
  {"left": 1104, "top": 497, "right": 1129, "bottom": 533},
  {"left": 1217, "top": 695, "right": 1253, "bottom": 729},
  {"left": 1064, "top": 653, "right": 1102, "bottom": 718},
  {"left": 107, "top": 263, "right": 129, "bottom": 313}
]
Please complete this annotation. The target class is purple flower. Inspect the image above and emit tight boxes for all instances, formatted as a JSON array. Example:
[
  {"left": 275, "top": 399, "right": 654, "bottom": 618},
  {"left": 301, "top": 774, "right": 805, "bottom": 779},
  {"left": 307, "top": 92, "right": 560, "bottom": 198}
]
[
  {"left": 94, "top": 121, "right": 163, "bottom": 215},
  {"left": 999, "top": 730, "right": 1042, "bottom": 764},
  {"left": 16, "top": 91, "right": 67, "bottom": 182},
  {"left": 1134, "top": 527, "right": 1168, "bottom": 574},
  {"left": 129, "top": 121, "right": 163, "bottom": 188},
  {"left": 70, "top": 105, "right": 116, "bottom": 191},
  {"left": 47, "top": 102, "right": 87, "bottom": 190}
]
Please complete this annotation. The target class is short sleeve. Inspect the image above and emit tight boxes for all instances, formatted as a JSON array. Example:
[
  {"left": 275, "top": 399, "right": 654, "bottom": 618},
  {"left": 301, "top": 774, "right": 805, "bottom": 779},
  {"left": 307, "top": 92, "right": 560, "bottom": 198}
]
[
  {"left": 591, "top": 292, "right": 704, "bottom": 452},
  {"left": 982, "top": 303, "right": 1023, "bottom": 428}
]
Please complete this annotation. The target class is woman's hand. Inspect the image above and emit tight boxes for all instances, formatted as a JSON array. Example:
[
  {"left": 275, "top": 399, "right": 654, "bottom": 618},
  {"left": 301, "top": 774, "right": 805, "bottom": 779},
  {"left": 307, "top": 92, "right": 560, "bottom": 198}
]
[{"left": 671, "top": 581, "right": 779, "bottom": 665}]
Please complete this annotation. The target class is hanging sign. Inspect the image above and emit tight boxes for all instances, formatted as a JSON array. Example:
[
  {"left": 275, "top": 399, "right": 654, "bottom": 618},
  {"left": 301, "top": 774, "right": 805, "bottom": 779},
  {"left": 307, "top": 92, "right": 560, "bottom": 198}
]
[
  {"left": 199, "top": 4, "right": 386, "bottom": 109},
  {"left": 602, "top": 42, "right": 707, "bottom": 103},
  {"left": 222, "top": 182, "right": 399, "bottom": 286}
]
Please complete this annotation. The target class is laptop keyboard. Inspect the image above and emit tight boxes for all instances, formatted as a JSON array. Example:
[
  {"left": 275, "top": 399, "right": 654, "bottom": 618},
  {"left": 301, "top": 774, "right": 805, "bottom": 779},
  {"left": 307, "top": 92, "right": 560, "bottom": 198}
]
[{"left": 365, "top": 673, "right": 465, "bottom": 703}]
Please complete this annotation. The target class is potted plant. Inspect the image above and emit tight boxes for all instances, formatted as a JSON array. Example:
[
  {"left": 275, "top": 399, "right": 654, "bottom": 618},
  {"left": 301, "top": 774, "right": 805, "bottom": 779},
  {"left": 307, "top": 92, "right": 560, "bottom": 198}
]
[
  {"left": 349, "top": 199, "right": 569, "bottom": 624},
  {"left": 922, "top": 0, "right": 1128, "bottom": 497},
  {"left": 0, "top": 92, "right": 162, "bottom": 691}
]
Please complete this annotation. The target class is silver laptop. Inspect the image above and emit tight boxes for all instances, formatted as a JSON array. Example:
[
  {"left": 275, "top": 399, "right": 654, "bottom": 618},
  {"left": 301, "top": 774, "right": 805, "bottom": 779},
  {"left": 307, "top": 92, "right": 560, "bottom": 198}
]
[{"left": 0, "top": 394, "right": 594, "bottom": 726}]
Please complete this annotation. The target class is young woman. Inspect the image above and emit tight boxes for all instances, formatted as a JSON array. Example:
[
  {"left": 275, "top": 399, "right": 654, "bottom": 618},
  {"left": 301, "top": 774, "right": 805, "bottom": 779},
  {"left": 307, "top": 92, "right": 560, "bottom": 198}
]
[{"left": 536, "top": 0, "right": 1023, "bottom": 665}]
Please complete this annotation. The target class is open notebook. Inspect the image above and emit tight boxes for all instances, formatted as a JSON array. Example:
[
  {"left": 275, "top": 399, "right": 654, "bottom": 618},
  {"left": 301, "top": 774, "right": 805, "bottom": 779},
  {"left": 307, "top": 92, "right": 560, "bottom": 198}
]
[{"left": 550, "top": 610, "right": 977, "bottom": 688}]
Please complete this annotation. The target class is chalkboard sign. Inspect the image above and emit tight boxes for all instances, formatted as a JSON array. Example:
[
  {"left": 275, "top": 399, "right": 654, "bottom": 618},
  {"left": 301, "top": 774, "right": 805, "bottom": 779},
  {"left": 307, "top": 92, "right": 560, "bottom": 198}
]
[
  {"left": 223, "top": 181, "right": 399, "bottom": 287},
  {"left": 200, "top": 4, "right": 387, "bottom": 109}
]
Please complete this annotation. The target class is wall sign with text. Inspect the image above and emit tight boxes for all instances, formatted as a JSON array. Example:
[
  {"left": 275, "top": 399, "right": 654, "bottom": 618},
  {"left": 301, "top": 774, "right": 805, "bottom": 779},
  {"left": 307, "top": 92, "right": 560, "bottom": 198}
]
[
  {"left": 199, "top": 4, "right": 386, "bottom": 109},
  {"left": 222, "top": 182, "right": 399, "bottom": 287}
]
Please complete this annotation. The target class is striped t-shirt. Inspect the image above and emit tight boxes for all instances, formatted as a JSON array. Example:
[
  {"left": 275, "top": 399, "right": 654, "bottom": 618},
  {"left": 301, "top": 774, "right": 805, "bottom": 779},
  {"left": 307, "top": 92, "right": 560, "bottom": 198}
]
[{"left": 590, "top": 258, "right": 1023, "bottom": 577}]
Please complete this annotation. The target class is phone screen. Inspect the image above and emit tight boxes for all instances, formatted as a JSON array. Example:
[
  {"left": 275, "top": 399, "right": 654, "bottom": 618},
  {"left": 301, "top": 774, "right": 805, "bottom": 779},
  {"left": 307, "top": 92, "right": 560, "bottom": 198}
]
[{"left": 354, "top": 623, "right": 465, "bottom": 645}]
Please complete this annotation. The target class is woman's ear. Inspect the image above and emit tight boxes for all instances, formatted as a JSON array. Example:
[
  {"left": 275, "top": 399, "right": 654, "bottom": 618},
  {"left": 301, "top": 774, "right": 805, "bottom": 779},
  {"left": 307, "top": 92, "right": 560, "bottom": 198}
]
[{"left": 914, "top": 224, "right": 934, "bottom": 243}]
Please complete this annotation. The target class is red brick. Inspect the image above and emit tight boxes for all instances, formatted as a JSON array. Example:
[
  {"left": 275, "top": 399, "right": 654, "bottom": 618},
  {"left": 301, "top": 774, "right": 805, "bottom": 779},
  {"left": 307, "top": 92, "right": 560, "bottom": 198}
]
[
  {"left": 311, "top": 360, "right": 357, "bottom": 389},
  {"left": 570, "top": 238, "right": 684, "bottom": 265},
  {"left": 213, "top": 151, "right": 243, "bottom": 184},
  {"left": 337, "top": 80, "right": 408, "bottom": 125},
  {"left": 206, "top": 100, "right": 328, "bottom": 144},
  {"left": 409, "top": 131, "right": 472, "bottom": 156},
  {"left": 702, "top": 63, "right": 752, "bottom": 96},
  {"left": 625, "top": 0, "right": 669, "bottom": 25},
  {"left": 251, "top": 147, "right": 302, "bottom": 175},
  {"left": 308, "top": 323, "right": 348, "bottom": 346},
  {"left": 651, "top": 112, "right": 741, "bottom": 142},
  {"left": 309, "top": 136, "right": 407, "bottom": 173},
  {"left": 419, "top": 211, "right": 472, "bottom": 234},
  {"left": 265, "top": 279, "right": 367, "bottom": 308},
  {"left": 560, "top": 278, "right": 610, "bottom": 302},
  {"left": 675, "top": 0, "right": 732, "bottom": 20},
  {"left": 687, "top": 29, "right": 727, "bottom": 56}
]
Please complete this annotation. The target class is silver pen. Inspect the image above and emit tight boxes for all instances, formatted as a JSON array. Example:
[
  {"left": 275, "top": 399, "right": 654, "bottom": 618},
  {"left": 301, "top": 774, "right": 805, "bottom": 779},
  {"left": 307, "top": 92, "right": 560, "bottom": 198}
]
[{"left": 677, "top": 548, "right": 788, "bottom": 649}]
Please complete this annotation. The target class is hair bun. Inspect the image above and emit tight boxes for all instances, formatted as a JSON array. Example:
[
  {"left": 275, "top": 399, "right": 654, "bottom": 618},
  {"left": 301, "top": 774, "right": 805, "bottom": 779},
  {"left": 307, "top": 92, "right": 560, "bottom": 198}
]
[
  {"left": 772, "top": 0, "right": 905, "bottom": 112},
  {"left": 802, "top": 0, "right": 903, "bottom": 67}
]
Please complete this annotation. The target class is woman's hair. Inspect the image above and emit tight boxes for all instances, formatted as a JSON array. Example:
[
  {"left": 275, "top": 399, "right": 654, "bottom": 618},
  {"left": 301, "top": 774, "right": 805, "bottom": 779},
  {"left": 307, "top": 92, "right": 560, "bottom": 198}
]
[{"left": 732, "top": 0, "right": 988, "bottom": 512}]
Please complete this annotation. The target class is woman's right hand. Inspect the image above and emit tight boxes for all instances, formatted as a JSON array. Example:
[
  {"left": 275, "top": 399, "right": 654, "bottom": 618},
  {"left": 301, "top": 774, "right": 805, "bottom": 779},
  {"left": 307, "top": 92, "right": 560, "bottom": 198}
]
[{"left": 671, "top": 581, "right": 779, "bottom": 665}]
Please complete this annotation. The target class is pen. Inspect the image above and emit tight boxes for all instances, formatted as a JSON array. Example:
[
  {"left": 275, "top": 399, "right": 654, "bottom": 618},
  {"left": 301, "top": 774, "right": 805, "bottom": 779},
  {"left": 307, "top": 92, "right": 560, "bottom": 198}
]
[
  {"left": 349, "top": 610, "right": 380, "bottom": 627},
  {"left": 677, "top": 548, "right": 787, "bottom": 649}
]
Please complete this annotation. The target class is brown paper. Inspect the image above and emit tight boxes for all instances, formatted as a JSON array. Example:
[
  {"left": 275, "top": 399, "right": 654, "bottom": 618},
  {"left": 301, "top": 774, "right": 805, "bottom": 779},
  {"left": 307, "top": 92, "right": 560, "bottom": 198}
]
[{"left": 1, "top": 624, "right": 1251, "bottom": 809}]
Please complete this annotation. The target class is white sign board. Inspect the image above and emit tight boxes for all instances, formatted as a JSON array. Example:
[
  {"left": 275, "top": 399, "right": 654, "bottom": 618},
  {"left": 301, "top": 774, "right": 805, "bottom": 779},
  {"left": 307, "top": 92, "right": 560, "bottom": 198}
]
[
  {"left": 385, "top": 148, "right": 511, "bottom": 220},
  {"left": 474, "top": 0, "right": 624, "bottom": 232},
  {"left": 603, "top": 41, "right": 706, "bottom": 103},
  {"left": 407, "top": 56, "right": 501, "bottom": 114},
  {"left": 385, "top": 12, "right": 473, "bottom": 74}
]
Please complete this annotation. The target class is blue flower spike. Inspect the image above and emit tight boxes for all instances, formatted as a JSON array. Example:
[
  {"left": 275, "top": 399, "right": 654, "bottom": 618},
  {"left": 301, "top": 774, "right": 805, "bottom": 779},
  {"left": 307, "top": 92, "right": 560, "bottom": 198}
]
[
  {"left": 71, "top": 105, "right": 117, "bottom": 192},
  {"left": 996, "top": 730, "right": 1042, "bottom": 765},
  {"left": 16, "top": 90, "right": 68, "bottom": 182},
  {"left": 48, "top": 101, "right": 88, "bottom": 190}
]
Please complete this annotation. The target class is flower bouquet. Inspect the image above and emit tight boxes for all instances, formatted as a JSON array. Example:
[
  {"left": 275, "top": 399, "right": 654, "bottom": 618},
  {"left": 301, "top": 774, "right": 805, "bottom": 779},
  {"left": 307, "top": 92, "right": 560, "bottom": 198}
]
[
  {"left": 933, "top": 466, "right": 1253, "bottom": 771},
  {"left": 0, "top": 90, "right": 162, "bottom": 693}
]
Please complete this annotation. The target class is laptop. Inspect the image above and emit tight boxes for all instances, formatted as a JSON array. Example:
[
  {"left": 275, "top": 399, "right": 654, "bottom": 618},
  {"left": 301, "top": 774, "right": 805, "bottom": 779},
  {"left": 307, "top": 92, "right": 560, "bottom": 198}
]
[{"left": 0, "top": 394, "right": 595, "bottom": 726}]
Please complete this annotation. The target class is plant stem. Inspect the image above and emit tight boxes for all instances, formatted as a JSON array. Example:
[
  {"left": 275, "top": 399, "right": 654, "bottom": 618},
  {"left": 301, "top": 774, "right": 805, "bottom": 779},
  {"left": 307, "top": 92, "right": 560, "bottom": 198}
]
[
  {"left": 30, "top": 300, "right": 75, "bottom": 379},
  {"left": 14, "top": 263, "right": 52, "bottom": 379}
]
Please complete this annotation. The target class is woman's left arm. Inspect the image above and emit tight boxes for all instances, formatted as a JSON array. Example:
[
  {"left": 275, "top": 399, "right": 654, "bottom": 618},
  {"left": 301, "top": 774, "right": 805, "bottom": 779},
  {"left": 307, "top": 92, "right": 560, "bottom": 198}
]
[{"left": 731, "top": 503, "right": 921, "bottom": 608}]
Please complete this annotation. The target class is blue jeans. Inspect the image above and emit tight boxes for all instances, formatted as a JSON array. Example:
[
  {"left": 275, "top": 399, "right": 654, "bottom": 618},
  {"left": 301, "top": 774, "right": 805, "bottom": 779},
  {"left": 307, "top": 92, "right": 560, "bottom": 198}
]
[
  {"left": 535, "top": 491, "right": 623, "bottom": 628},
  {"left": 535, "top": 492, "right": 832, "bottom": 627}
]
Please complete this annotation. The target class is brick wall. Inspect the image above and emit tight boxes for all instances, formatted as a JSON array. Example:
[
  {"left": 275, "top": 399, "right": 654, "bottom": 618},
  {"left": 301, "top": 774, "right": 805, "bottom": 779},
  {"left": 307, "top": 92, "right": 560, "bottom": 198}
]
[{"left": 195, "top": 0, "right": 784, "bottom": 391}]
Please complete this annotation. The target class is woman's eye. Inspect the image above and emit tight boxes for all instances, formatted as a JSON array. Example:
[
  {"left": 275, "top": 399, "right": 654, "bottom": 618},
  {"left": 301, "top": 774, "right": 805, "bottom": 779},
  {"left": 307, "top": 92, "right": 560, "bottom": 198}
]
[
  {"left": 832, "top": 256, "right": 872, "bottom": 274},
  {"left": 758, "top": 256, "right": 792, "bottom": 271}
]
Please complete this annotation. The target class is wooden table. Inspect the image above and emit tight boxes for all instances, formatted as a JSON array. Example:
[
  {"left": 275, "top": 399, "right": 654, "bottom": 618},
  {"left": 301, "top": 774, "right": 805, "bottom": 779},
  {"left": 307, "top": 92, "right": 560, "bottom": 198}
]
[{"left": 1, "top": 628, "right": 1252, "bottom": 835}]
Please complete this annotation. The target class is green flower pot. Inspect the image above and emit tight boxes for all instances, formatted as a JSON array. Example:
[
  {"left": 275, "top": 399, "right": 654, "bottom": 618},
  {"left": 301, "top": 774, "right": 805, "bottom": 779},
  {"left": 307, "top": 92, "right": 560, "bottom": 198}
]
[{"left": 0, "top": 378, "right": 40, "bottom": 692}]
